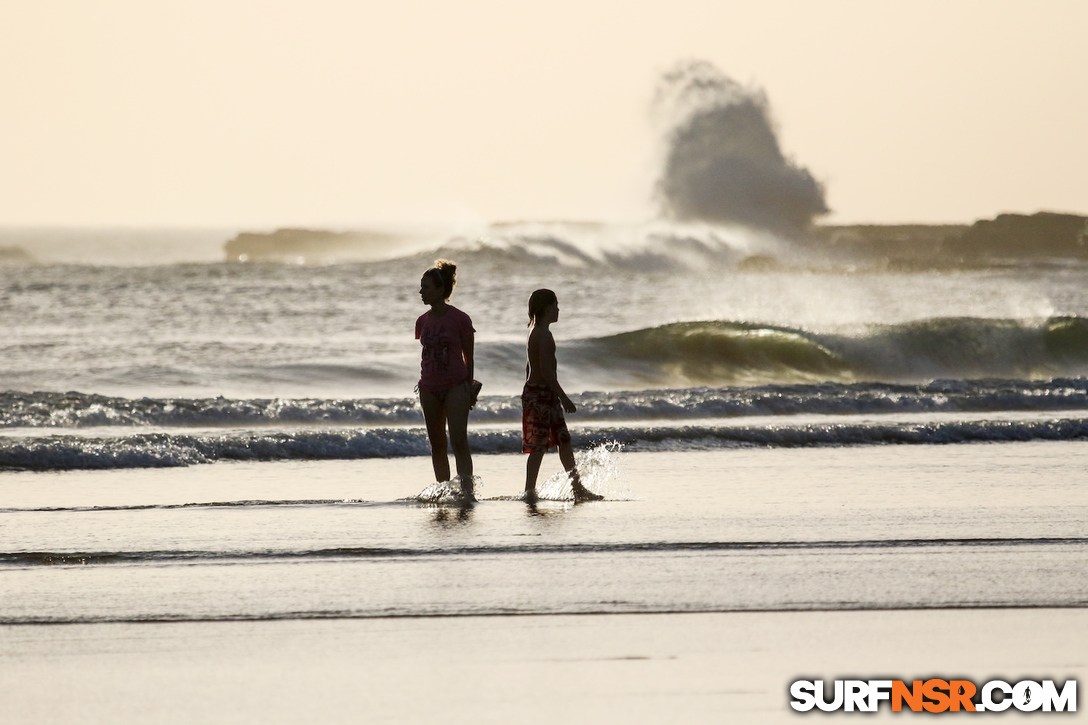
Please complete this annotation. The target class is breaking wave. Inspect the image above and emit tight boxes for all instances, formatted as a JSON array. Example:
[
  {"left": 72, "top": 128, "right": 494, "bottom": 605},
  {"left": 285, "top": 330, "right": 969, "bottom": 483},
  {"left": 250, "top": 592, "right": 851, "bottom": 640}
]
[
  {"left": 434, "top": 219, "right": 772, "bottom": 271},
  {"left": 5, "top": 376, "right": 1088, "bottom": 430},
  {"left": 0, "top": 392, "right": 424, "bottom": 428},
  {"left": 567, "top": 320, "right": 848, "bottom": 385},
  {"left": 566, "top": 315, "right": 1088, "bottom": 387},
  {"left": 3, "top": 415, "right": 1088, "bottom": 471}
]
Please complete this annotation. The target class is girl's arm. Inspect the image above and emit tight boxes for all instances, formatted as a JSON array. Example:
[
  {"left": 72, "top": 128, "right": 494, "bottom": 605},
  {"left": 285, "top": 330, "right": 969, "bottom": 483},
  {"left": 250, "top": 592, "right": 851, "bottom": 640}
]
[{"left": 461, "top": 329, "right": 474, "bottom": 384}]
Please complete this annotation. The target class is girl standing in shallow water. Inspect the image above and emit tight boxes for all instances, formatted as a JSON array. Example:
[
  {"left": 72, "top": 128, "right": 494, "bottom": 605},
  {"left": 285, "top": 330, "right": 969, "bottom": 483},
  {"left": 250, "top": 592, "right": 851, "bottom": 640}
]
[
  {"left": 416, "top": 260, "right": 477, "bottom": 501},
  {"left": 522, "top": 289, "right": 602, "bottom": 503}
]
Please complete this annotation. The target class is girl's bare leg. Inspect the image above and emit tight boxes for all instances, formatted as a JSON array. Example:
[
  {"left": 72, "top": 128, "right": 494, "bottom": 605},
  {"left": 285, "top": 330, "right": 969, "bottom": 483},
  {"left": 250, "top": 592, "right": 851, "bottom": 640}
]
[
  {"left": 444, "top": 383, "right": 475, "bottom": 500},
  {"left": 419, "top": 389, "right": 451, "bottom": 483}
]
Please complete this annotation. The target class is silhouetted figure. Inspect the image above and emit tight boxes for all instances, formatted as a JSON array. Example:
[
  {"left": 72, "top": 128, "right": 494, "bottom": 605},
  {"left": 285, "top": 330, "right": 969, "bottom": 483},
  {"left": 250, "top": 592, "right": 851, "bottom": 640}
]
[
  {"left": 522, "top": 289, "right": 602, "bottom": 503},
  {"left": 416, "top": 260, "right": 477, "bottom": 501}
]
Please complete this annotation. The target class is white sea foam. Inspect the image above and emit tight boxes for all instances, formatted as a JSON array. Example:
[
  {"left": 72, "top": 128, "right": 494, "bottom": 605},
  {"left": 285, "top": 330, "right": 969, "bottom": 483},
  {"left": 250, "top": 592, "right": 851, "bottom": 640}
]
[
  {"left": 5, "top": 416, "right": 1087, "bottom": 472},
  {"left": 5, "top": 378, "right": 1088, "bottom": 430},
  {"left": 413, "top": 476, "right": 482, "bottom": 504}
]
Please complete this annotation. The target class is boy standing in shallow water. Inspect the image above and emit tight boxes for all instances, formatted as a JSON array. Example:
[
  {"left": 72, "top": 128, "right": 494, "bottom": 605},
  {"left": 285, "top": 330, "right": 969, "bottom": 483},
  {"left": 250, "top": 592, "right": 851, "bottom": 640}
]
[{"left": 522, "top": 289, "right": 603, "bottom": 503}]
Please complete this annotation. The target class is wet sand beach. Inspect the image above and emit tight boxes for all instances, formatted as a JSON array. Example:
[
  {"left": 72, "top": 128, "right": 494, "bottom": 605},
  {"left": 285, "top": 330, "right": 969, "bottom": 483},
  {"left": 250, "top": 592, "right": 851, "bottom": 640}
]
[{"left": 3, "top": 609, "right": 1085, "bottom": 723}]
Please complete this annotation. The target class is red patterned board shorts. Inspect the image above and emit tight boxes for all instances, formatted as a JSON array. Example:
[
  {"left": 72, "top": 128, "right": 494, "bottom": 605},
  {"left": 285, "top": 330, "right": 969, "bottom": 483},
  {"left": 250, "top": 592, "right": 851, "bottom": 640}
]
[{"left": 521, "top": 382, "right": 571, "bottom": 453}]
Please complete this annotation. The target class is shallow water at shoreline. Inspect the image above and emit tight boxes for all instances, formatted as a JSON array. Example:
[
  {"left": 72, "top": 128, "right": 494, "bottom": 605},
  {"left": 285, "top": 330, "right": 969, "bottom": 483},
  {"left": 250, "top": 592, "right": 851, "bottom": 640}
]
[
  {"left": 3, "top": 432, "right": 1086, "bottom": 723},
  {"left": 3, "top": 443, "right": 1086, "bottom": 624}
]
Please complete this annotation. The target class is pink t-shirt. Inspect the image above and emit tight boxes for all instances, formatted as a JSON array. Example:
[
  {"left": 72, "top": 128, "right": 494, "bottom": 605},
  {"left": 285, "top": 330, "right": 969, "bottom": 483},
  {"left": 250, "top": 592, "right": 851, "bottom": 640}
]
[{"left": 415, "top": 306, "right": 475, "bottom": 392}]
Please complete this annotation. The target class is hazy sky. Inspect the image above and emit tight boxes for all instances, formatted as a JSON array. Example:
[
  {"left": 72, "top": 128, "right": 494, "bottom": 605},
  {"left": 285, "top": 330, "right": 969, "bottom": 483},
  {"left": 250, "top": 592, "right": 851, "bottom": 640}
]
[{"left": 2, "top": 0, "right": 1085, "bottom": 228}]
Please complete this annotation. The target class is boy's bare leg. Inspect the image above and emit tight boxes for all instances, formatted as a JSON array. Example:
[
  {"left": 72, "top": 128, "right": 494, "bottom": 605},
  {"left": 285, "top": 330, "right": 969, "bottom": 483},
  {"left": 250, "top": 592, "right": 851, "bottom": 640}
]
[
  {"left": 419, "top": 389, "right": 451, "bottom": 482},
  {"left": 445, "top": 383, "right": 475, "bottom": 501},
  {"left": 525, "top": 448, "right": 545, "bottom": 502},
  {"left": 559, "top": 437, "right": 603, "bottom": 501}
]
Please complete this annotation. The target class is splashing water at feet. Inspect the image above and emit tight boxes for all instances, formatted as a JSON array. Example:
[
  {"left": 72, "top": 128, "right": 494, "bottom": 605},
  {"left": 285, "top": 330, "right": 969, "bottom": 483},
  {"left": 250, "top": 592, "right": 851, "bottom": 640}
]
[
  {"left": 414, "top": 476, "right": 481, "bottom": 504},
  {"left": 529, "top": 443, "right": 631, "bottom": 502}
]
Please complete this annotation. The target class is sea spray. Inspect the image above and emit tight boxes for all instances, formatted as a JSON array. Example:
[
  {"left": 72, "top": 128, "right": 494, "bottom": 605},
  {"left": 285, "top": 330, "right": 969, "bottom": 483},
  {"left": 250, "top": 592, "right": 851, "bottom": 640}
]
[
  {"left": 414, "top": 476, "right": 482, "bottom": 504},
  {"left": 575, "top": 441, "right": 632, "bottom": 500},
  {"left": 441, "top": 220, "right": 760, "bottom": 272},
  {"left": 534, "top": 442, "right": 629, "bottom": 501},
  {"left": 653, "top": 60, "right": 828, "bottom": 233}
]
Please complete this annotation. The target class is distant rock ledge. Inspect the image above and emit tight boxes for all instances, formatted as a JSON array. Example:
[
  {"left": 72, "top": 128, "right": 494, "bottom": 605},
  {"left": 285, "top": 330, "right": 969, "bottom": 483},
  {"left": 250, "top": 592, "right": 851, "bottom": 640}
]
[
  {"left": 224, "top": 228, "right": 408, "bottom": 263},
  {"left": 0, "top": 246, "right": 33, "bottom": 264},
  {"left": 225, "top": 212, "right": 1088, "bottom": 266},
  {"left": 813, "top": 211, "right": 1088, "bottom": 266},
  {"left": 950, "top": 212, "right": 1088, "bottom": 259}
]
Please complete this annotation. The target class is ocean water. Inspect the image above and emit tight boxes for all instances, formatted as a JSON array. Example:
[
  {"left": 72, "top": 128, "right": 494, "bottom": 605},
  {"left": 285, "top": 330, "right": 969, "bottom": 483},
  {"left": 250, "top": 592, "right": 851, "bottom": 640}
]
[
  {"left": 2, "top": 224, "right": 1088, "bottom": 627},
  {"left": 3, "top": 444, "right": 1087, "bottom": 624}
]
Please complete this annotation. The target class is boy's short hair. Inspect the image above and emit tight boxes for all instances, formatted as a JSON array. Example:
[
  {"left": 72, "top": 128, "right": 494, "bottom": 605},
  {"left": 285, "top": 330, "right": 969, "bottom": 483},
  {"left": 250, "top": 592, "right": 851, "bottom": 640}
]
[{"left": 528, "top": 288, "right": 557, "bottom": 326}]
